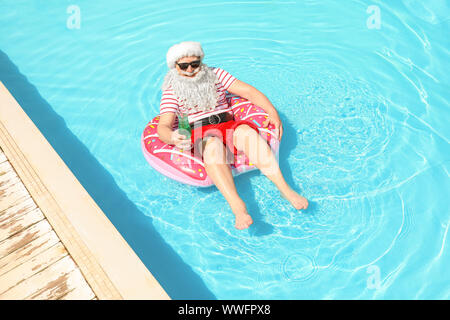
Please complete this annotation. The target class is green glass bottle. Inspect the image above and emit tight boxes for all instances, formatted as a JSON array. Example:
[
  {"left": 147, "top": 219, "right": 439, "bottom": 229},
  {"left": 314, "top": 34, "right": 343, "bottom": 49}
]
[{"left": 177, "top": 112, "right": 192, "bottom": 139}]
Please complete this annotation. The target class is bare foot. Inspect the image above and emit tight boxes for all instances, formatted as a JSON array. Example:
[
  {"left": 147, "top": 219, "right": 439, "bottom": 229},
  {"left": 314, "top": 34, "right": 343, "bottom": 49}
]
[
  {"left": 231, "top": 202, "right": 253, "bottom": 230},
  {"left": 280, "top": 188, "right": 309, "bottom": 210},
  {"left": 235, "top": 213, "right": 254, "bottom": 230}
]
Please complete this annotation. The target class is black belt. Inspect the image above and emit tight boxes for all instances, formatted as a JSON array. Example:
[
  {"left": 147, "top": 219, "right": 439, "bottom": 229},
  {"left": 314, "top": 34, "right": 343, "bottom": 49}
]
[{"left": 190, "top": 112, "right": 234, "bottom": 130}]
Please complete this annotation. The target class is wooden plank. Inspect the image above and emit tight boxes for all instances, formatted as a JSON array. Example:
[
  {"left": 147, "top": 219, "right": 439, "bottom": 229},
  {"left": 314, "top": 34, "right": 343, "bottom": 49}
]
[
  {"left": 27, "top": 266, "right": 94, "bottom": 300},
  {"left": 0, "top": 167, "right": 19, "bottom": 186},
  {"left": 0, "top": 196, "right": 36, "bottom": 219},
  {"left": 0, "top": 160, "right": 14, "bottom": 175},
  {"left": 0, "top": 154, "right": 35, "bottom": 220},
  {"left": 0, "top": 219, "right": 52, "bottom": 257},
  {"left": 0, "top": 162, "right": 18, "bottom": 186},
  {"left": 56, "top": 270, "right": 96, "bottom": 300},
  {"left": 0, "top": 207, "right": 44, "bottom": 243},
  {"left": 0, "top": 230, "right": 60, "bottom": 277},
  {"left": 0, "top": 175, "right": 30, "bottom": 213},
  {"left": 0, "top": 171, "right": 18, "bottom": 190},
  {"left": 0, "top": 242, "right": 68, "bottom": 295},
  {"left": 0, "top": 152, "right": 6, "bottom": 164},
  {"left": 0, "top": 255, "right": 77, "bottom": 300}
]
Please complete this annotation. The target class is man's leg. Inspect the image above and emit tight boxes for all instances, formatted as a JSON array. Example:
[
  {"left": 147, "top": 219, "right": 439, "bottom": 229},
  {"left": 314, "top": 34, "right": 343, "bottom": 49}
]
[
  {"left": 202, "top": 136, "right": 253, "bottom": 229},
  {"left": 232, "top": 125, "right": 309, "bottom": 210}
]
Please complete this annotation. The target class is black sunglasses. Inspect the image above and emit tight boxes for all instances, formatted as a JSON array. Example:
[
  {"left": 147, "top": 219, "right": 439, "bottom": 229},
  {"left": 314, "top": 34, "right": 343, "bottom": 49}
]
[{"left": 177, "top": 60, "right": 201, "bottom": 70}]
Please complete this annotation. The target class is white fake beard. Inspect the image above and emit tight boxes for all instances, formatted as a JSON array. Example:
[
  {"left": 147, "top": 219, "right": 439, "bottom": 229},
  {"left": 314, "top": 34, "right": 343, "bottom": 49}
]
[{"left": 161, "top": 63, "right": 219, "bottom": 113}]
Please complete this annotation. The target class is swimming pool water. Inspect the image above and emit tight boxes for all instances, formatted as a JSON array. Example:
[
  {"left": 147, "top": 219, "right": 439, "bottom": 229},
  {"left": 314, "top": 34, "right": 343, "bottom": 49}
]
[{"left": 1, "top": 0, "right": 449, "bottom": 299}]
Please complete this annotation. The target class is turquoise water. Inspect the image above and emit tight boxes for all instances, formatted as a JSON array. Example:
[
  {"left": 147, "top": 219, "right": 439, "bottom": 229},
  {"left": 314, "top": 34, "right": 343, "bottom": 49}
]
[{"left": 1, "top": 0, "right": 449, "bottom": 299}]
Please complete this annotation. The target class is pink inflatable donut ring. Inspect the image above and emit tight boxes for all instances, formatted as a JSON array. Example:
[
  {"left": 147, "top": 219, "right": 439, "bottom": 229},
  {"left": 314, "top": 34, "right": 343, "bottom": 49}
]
[{"left": 141, "top": 95, "right": 280, "bottom": 187}]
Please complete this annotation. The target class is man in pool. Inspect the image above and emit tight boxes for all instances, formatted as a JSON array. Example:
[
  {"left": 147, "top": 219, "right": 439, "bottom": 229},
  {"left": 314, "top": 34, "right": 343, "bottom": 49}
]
[{"left": 157, "top": 41, "right": 308, "bottom": 230}]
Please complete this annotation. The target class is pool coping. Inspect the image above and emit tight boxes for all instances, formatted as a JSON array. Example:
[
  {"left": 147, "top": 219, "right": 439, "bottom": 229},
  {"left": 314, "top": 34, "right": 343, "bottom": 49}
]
[{"left": 0, "top": 81, "right": 170, "bottom": 300}]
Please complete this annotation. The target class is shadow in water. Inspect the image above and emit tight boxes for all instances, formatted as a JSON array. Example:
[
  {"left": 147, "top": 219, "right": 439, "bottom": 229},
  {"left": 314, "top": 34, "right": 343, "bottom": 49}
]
[
  {"left": 0, "top": 50, "right": 215, "bottom": 299},
  {"left": 198, "top": 169, "right": 276, "bottom": 236},
  {"left": 275, "top": 116, "right": 315, "bottom": 214}
]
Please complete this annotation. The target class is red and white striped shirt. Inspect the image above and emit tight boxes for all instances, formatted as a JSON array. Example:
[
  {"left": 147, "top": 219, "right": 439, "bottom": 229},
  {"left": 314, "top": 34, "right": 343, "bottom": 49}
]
[{"left": 159, "top": 67, "right": 237, "bottom": 123}]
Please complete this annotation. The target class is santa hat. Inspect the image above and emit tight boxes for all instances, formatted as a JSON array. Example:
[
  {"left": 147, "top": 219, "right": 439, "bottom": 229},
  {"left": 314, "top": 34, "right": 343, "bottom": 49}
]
[{"left": 166, "top": 41, "right": 204, "bottom": 69}]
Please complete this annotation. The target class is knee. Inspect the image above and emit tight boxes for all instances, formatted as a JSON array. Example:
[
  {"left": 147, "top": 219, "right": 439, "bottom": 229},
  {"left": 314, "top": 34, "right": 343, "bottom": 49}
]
[
  {"left": 233, "top": 124, "right": 258, "bottom": 150},
  {"left": 203, "top": 136, "right": 228, "bottom": 165}
]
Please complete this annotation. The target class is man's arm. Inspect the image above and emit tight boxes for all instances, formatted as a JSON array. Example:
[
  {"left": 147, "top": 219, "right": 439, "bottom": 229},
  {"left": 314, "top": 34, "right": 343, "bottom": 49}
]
[
  {"left": 227, "top": 79, "right": 283, "bottom": 140},
  {"left": 157, "top": 112, "right": 192, "bottom": 147},
  {"left": 227, "top": 79, "right": 279, "bottom": 117},
  {"left": 157, "top": 112, "right": 176, "bottom": 144}
]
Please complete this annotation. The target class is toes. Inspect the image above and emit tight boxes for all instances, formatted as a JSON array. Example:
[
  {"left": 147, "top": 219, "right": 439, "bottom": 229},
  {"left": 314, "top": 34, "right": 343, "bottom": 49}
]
[{"left": 235, "top": 216, "right": 253, "bottom": 230}]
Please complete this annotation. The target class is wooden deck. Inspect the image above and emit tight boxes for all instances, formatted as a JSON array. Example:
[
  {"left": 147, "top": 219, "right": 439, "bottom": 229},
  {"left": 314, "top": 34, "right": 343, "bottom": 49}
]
[{"left": 0, "top": 147, "right": 96, "bottom": 300}]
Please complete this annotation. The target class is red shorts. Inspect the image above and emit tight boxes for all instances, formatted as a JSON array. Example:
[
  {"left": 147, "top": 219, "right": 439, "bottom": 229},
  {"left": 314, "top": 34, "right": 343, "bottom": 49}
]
[{"left": 190, "top": 119, "right": 260, "bottom": 159}]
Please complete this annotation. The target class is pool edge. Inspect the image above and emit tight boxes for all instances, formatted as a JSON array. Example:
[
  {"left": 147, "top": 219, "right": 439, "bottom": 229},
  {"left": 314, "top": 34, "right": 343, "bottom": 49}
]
[{"left": 0, "top": 81, "right": 170, "bottom": 300}]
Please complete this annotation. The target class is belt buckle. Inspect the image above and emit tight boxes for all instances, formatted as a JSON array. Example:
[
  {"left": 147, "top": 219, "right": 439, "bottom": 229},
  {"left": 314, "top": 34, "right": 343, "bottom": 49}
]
[{"left": 208, "top": 114, "right": 221, "bottom": 125}]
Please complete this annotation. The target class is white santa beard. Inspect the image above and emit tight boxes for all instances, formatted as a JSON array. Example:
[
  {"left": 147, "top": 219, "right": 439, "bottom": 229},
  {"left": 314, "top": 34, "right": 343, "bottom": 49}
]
[{"left": 162, "top": 64, "right": 219, "bottom": 113}]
